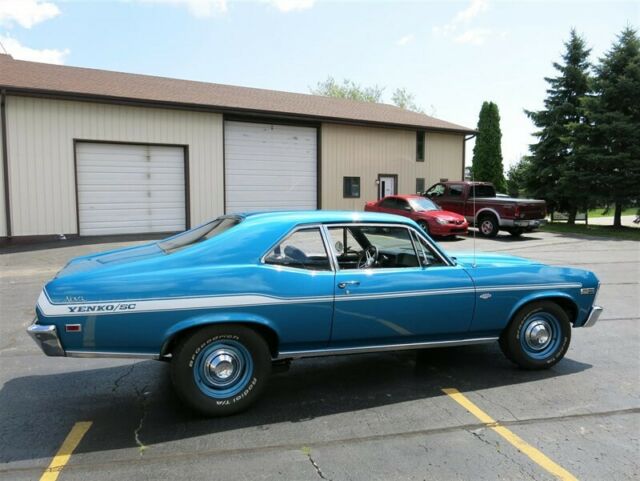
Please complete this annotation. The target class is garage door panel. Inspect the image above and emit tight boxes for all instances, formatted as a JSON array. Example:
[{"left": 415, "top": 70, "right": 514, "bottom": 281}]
[
  {"left": 224, "top": 121, "right": 317, "bottom": 214},
  {"left": 76, "top": 143, "right": 186, "bottom": 235}
]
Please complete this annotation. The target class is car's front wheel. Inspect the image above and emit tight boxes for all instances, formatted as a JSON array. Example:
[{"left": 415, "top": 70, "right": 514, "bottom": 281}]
[
  {"left": 171, "top": 325, "right": 271, "bottom": 416},
  {"left": 499, "top": 301, "right": 571, "bottom": 369},
  {"left": 418, "top": 220, "right": 431, "bottom": 236}
]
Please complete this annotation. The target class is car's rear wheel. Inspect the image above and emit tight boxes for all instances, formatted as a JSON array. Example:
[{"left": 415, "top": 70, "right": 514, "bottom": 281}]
[
  {"left": 508, "top": 228, "right": 524, "bottom": 237},
  {"left": 499, "top": 301, "right": 571, "bottom": 369},
  {"left": 171, "top": 325, "right": 271, "bottom": 416},
  {"left": 478, "top": 214, "right": 499, "bottom": 238}
]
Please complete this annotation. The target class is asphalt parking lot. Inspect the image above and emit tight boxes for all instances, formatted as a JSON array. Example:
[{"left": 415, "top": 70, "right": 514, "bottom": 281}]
[{"left": 1, "top": 230, "right": 638, "bottom": 481}]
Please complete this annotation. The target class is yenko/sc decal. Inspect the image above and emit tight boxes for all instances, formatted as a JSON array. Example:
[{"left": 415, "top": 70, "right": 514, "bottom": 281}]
[{"left": 68, "top": 303, "right": 137, "bottom": 313}]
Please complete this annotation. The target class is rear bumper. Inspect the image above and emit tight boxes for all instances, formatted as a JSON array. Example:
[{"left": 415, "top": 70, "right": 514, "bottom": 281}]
[
  {"left": 582, "top": 306, "right": 603, "bottom": 328},
  {"left": 501, "top": 218, "right": 546, "bottom": 229},
  {"left": 27, "top": 321, "right": 65, "bottom": 356}
]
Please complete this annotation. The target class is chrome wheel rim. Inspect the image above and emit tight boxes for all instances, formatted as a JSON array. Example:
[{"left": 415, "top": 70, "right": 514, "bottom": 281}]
[
  {"left": 519, "top": 312, "right": 562, "bottom": 360},
  {"left": 193, "top": 340, "right": 254, "bottom": 398},
  {"left": 481, "top": 220, "right": 493, "bottom": 235},
  {"left": 524, "top": 320, "right": 551, "bottom": 350}
]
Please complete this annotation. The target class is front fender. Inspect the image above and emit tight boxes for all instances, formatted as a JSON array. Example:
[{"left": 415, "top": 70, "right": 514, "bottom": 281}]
[
  {"left": 506, "top": 290, "right": 582, "bottom": 325},
  {"left": 160, "top": 311, "right": 282, "bottom": 356}
]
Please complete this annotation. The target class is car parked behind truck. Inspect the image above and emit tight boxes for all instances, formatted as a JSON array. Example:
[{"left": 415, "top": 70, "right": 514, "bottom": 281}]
[{"left": 423, "top": 181, "right": 546, "bottom": 237}]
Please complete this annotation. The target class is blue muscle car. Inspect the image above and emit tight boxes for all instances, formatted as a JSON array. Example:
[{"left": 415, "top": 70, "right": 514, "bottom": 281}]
[{"left": 28, "top": 211, "right": 602, "bottom": 416}]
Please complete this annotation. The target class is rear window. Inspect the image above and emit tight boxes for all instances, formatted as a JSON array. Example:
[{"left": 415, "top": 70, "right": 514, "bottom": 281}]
[
  {"left": 158, "top": 217, "right": 241, "bottom": 253},
  {"left": 470, "top": 184, "right": 496, "bottom": 198}
]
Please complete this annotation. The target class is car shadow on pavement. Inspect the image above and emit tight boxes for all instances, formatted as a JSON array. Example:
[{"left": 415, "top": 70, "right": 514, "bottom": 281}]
[{"left": 0, "top": 344, "right": 591, "bottom": 464}]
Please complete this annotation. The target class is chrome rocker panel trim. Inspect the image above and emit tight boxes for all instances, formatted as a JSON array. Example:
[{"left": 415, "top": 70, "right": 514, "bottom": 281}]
[
  {"left": 27, "top": 322, "right": 65, "bottom": 357},
  {"left": 277, "top": 336, "right": 498, "bottom": 360},
  {"left": 583, "top": 305, "right": 603, "bottom": 328},
  {"left": 66, "top": 350, "right": 160, "bottom": 360}
]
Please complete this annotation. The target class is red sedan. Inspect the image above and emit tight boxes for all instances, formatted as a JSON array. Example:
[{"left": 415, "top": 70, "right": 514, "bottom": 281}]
[{"left": 365, "top": 195, "right": 468, "bottom": 237}]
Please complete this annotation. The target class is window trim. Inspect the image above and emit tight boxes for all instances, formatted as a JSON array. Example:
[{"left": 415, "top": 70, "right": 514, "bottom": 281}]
[
  {"left": 323, "top": 222, "right": 452, "bottom": 272},
  {"left": 260, "top": 224, "right": 336, "bottom": 272},
  {"left": 342, "top": 176, "right": 361, "bottom": 198}
]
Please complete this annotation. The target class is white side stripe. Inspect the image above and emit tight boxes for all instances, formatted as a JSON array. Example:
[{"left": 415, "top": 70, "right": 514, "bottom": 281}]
[{"left": 36, "top": 283, "right": 582, "bottom": 317}]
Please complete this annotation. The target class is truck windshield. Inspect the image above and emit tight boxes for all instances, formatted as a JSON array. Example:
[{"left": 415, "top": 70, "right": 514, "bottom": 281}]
[
  {"left": 408, "top": 198, "right": 441, "bottom": 212},
  {"left": 158, "top": 217, "right": 241, "bottom": 253},
  {"left": 471, "top": 185, "right": 496, "bottom": 198}
]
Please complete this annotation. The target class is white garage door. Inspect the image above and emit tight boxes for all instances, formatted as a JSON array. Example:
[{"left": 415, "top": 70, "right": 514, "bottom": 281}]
[
  {"left": 76, "top": 142, "right": 186, "bottom": 236},
  {"left": 224, "top": 121, "right": 317, "bottom": 213}
]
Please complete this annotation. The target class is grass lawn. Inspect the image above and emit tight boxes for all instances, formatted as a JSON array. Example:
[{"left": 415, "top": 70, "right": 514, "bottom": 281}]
[
  {"left": 542, "top": 222, "right": 640, "bottom": 240},
  {"left": 587, "top": 207, "right": 638, "bottom": 218}
]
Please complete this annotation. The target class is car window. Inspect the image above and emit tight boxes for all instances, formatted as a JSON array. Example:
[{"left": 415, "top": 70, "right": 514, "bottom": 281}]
[
  {"left": 328, "top": 225, "right": 419, "bottom": 270},
  {"left": 158, "top": 217, "right": 241, "bottom": 253},
  {"left": 264, "top": 228, "right": 331, "bottom": 271},
  {"left": 408, "top": 197, "right": 440, "bottom": 211},
  {"left": 448, "top": 184, "right": 464, "bottom": 197},
  {"left": 395, "top": 199, "right": 412, "bottom": 211},
  {"left": 411, "top": 231, "right": 447, "bottom": 267},
  {"left": 426, "top": 184, "right": 445, "bottom": 197},
  {"left": 379, "top": 198, "right": 397, "bottom": 209}
]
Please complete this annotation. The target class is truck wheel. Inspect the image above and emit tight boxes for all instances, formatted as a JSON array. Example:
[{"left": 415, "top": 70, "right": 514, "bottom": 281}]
[
  {"left": 499, "top": 301, "right": 571, "bottom": 370},
  {"left": 478, "top": 214, "right": 499, "bottom": 238},
  {"left": 171, "top": 325, "right": 271, "bottom": 416},
  {"left": 508, "top": 228, "right": 524, "bottom": 237}
]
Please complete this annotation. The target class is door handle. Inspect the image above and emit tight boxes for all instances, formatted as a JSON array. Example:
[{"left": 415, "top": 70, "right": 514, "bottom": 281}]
[{"left": 338, "top": 281, "right": 360, "bottom": 289}]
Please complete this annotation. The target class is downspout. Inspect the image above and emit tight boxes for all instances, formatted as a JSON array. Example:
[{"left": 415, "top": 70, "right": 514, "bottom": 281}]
[
  {"left": 463, "top": 134, "right": 477, "bottom": 180},
  {"left": 1, "top": 89, "right": 11, "bottom": 238}
]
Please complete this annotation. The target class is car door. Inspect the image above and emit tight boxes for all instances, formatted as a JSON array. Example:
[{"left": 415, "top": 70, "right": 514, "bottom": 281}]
[
  {"left": 326, "top": 223, "right": 475, "bottom": 348},
  {"left": 439, "top": 184, "right": 465, "bottom": 213}
]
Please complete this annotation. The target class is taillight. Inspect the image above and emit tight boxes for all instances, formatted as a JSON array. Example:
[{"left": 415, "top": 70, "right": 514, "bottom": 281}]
[{"left": 514, "top": 205, "right": 520, "bottom": 217}]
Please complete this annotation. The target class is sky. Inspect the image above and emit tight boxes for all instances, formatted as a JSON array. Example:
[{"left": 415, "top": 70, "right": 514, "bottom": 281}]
[{"left": 0, "top": 0, "right": 638, "bottom": 170}]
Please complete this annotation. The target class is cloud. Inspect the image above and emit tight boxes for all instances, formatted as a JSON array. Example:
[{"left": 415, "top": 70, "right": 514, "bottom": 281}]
[
  {"left": 137, "top": 0, "right": 227, "bottom": 17},
  {"left": 395, "top": 34, "right": 415, "bottom": 46},
  {"left": 453, "top": 0, "right": 488, "bottom": 24},
  {"left": 454, "top": 28, "right": 492, "bottom": 45},
  {"left": 0, "top": 0, "right": 60, "bottom": 28},
  {"left": 433, "top": 0, "right": 498, "bottom": 46},
  {"left": 0, "top": 35, "right": 69, "bottom": 64},
  {"left": 264, "top": 0, "right": 315, "bottom": 12}
]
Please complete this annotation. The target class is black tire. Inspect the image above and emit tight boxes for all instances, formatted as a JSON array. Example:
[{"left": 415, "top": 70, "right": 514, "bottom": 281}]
[
  {"left": 477, "top": 214, "right": 499, "bottom": 238},
  {"left": 418, "top": 220, "right": 431, "bottom": 236},
  {"left": 171, "top": 325, "right": 272, "bottom": 416},
  {"left": 508, "top": 228, "right": 524, "bottom": 237},
  {"left": 499, "top": 301, "right": 571, "bottom": 370}
]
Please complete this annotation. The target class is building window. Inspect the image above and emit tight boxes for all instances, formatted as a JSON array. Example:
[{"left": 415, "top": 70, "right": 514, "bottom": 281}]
[
  {"left": 416, "top": 131, "right": 425, "bottom": 162},
  {"left": 416, "top": 178, "right": 425, "bottom": 194},
  {"left": 343, "top": 177, "right": 361, "bottom": 198}
]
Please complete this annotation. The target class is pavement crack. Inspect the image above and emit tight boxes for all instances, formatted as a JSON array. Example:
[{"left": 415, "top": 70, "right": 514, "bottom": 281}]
[
  {"left": 302, "top": 447, "right": 329, "bottom": 480},
  {"left": 466, "top": 428, "right": 536, "bottom": 480},
  {"left": 111, "top": 363, "right": 136, "bottom": 393},
  {"left": 476, "top": 391, "right": 520, "bottom": 421},
  {"left": 133, "top": 385, "right": 150, "bottom": 456}
]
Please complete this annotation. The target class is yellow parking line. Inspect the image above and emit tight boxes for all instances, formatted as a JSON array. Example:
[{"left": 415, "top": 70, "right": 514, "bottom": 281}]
[
  {"left": 442, "top": 388, "right": 578, "bottom": 481},
  {"left": 40, "top": 421, "right": 92, "bottom": 481}
]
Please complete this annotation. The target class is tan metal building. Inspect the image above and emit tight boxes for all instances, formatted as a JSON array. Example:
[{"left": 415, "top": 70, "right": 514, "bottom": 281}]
[{"left": 0, "top": 53, "right": 474, "bottom": 241}]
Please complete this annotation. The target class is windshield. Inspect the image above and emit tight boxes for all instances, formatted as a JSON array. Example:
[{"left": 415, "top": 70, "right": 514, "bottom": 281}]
[
  {"left": 408, "top": 197, "right": 441, "bottom": 212},
  {"left": 157, "top": 217, "right": 241, "bottom": 253}
]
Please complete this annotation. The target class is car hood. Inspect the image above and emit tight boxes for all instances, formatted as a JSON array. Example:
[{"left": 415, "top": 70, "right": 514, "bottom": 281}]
[
  {"left": 451, "top": 252, "right": 543, "bottom": 268},
  {"left": 55, "top": 243, "right": 166, "bottom": 278}
]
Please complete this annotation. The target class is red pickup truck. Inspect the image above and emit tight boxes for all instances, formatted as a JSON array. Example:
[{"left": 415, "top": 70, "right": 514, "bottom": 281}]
[{"left": 423, "top": 181, "right": 546, "bottom": 237}]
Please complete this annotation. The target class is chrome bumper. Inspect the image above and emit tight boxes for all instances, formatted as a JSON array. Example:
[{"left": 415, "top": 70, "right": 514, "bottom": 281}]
[
  {"left": 583, "top": 306, "right": 603, "bottom": 328},
  {"left": 27, "top": 321, "right": 65, "bottom": 356}
]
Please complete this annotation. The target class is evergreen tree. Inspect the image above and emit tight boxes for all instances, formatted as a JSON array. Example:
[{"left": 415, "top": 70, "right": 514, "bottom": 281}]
[
  {"left": 471, "top": 101, "right": 505, "bottom": 191},
  {"left": 579, "top": 27, "right": 640, "bottom": 227},
  {"left": 525, "top": 30, "right": 592, "bottom": 224}
]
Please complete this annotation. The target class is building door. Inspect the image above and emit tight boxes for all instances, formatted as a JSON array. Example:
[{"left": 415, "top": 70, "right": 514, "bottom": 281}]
[
  {"left": 378, "top": 174, "right": 397, "bottom": 199},
  {"left": 224, "top": 121, "right": 317, "bottom": 213},
  {"left": 75, "top": 142, "right": 186, "bottom": 236}
]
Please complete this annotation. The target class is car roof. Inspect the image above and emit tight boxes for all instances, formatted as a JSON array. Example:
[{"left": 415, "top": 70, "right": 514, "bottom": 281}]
[
  {"left": 233, "top": 210, "right": 414, "bottom": 226},
  {"left": 384, "top": 195, "right": 423, "bottom": 200}
]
